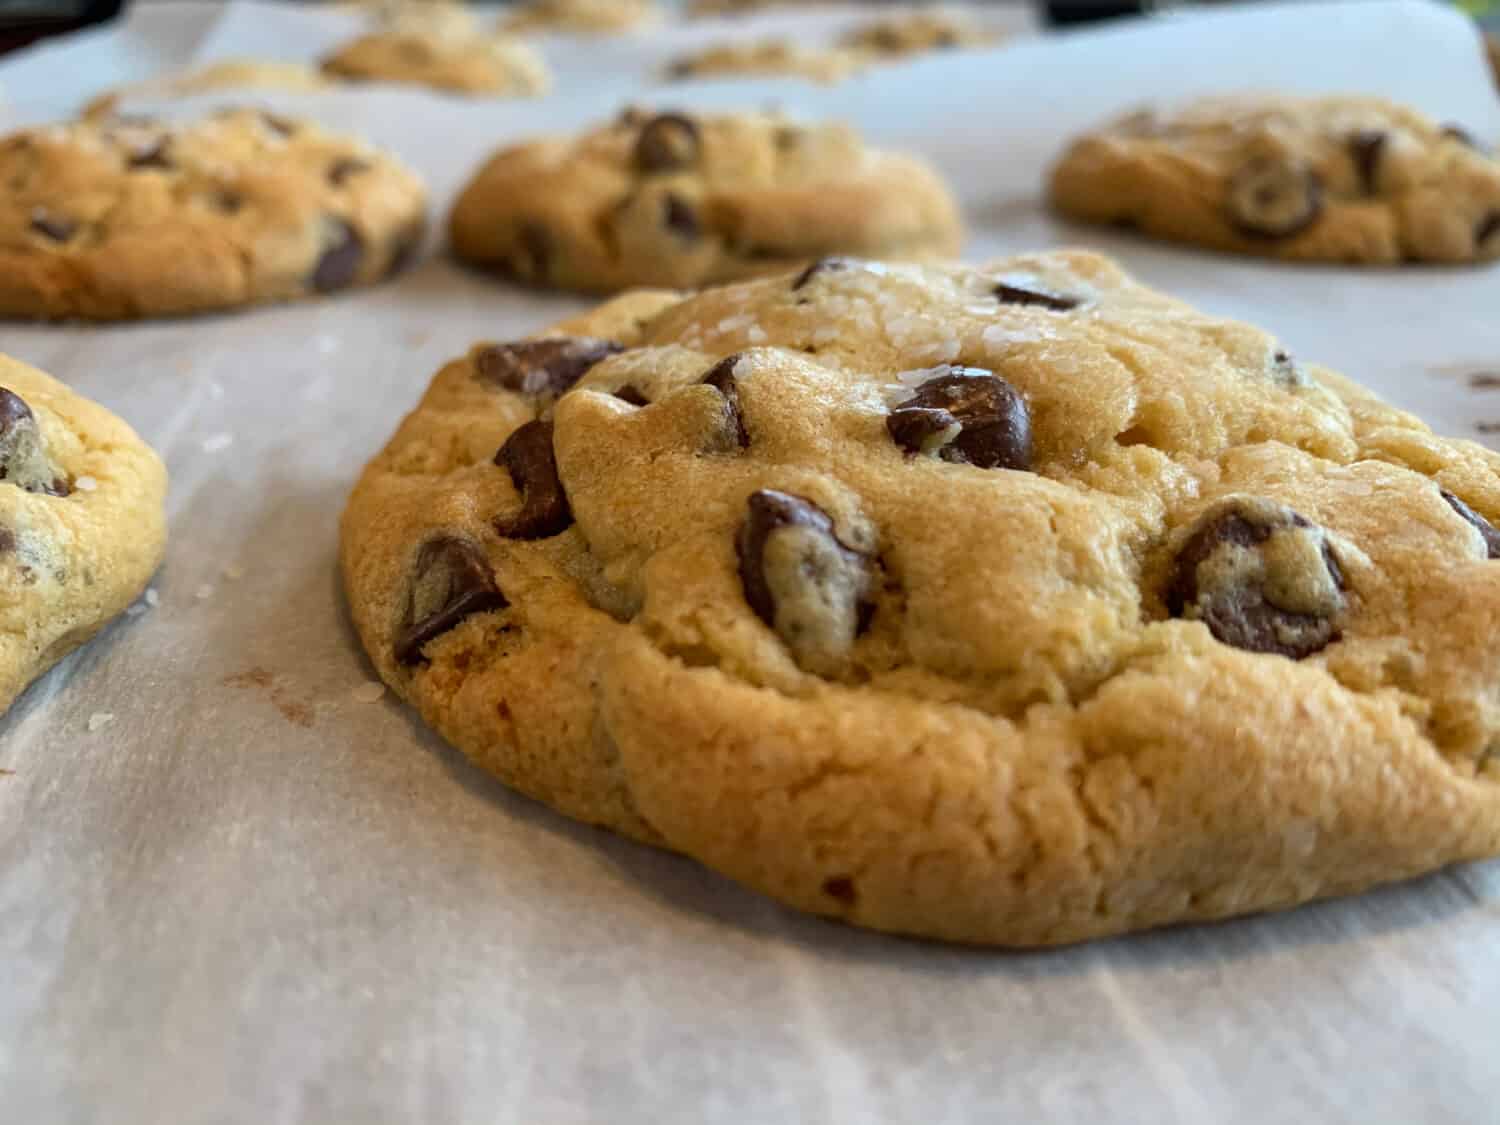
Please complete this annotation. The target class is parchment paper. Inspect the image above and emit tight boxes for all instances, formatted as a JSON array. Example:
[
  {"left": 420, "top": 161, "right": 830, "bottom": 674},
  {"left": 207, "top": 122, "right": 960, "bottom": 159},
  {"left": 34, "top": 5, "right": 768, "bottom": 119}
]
[{"left": 3, "top": 3, "right": 1499, "bottom": 1122}]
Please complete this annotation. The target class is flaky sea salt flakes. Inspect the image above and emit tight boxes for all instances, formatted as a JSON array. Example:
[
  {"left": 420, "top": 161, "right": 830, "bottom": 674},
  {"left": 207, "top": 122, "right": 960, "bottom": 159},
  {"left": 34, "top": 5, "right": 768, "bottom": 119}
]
[
  {"left": 745, "top": 325, "right": 767, "bottom": 345},
  {"left": 87, "top": 712, "right": 115, "bottom": 733},
  {"left": 73, "top": 476, "right": 98, "bottom": 492},
  {"left": 201, "top": 433, "right": 234, "bottom": 454},
  {"left": 144, "top": 588, "right": 160, "bottom": 608},
  {"left": 352, "top": 682, "right": 386, "bottom": 704}
]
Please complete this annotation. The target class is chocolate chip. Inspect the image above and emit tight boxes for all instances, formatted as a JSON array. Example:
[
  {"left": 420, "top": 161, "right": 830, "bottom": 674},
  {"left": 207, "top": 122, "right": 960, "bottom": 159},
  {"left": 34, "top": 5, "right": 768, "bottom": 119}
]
[
  {"left": 311, "top": 218, "right": 363, "bottom": 292},
  {"left": 736, "top": 489, "right": 874, "bottom": 671},
  {"left": 993, "top": 280, "right": 1080, "bottom": 311},
  {"left": 791, "top": 256, "right": 852, "bottom": 291},
  {"left": 1270, "top": 349, "right": 1309, "bottom": 388},
  {"left": 1226, "top": 159, "right": 1324, "bottom": 240},
  {"left": 260, "top": 112, "right": 297, "bottom": 137},
  {"left": 1443, "top": 124, "right": 1479, "bottom": 149},
  {"left": 774, "top": 126, "right": 803, "bottom": 152},
  {"left": 612, "top": 384, "right": 649, "bottom": 406},
  {"left": 29, "top": 210, "right": 76, "bottom": 243},
  {"left": 662, "top": 193, "right": 699, "bottom": 241},
  {"left": 127, "top": 137, "right": 172, "bottom": 170},
  {"left": 208, "top": 189, "right": 243, "bottom": 215},
  {"left": 886, "top": 367, "right": 1030, "bottom": 471},
  {"left": 514, "top": 221, "right": 552, "bottom": 282},
  {"left": 634, "top": 113, "right": 700, "bottom": 173},
  {"left": 0, "top": 527, "right": 14, "bottom": 554},
  {"left": 328, "top": 157, "right": 371, "bottom": 187},
  {"left": 616, "top": 106, "right": 651, "bottom": 129},
  {"left": 0, "top": 387, "right": 68, "bottom": 496},
  {"left": 1347, "top": 130, "right": 1386, "bottom": 195},
  {"left": 474, "top": 337, "right": 624, "bottom": 401},
  {"left": 394, "top": 537, "right": 508, "bottom": 666},
  {"left": 1441, "top": 490, "right": 1500, "bottom": 559},
  {"left": 701, "top": 355, "right": 749, "bottom": 449},
  {"left": 493, "top": 420, "right": 572, "bottom": 540},
  {"left": 1166, "top": 498, "right": 1345, "bottom": 659},
  {"left": 1477, "top": 211, "right": 1500, "bottom": 251}
]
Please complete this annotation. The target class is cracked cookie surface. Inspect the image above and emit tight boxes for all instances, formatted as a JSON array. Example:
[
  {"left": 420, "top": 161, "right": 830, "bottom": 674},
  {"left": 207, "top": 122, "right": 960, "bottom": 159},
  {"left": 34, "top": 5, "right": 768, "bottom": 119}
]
[
  {"left": 447, "top": 109, "right": 963, "bottom": 293},
  {"left": 0, "top": 108, "right": 427, "bottom": 320},
  {"left": 341, "top": 250, "right": 1500, "bottom": 945},
  {"left": 0, "top": 353, "right": 166, "bottom": 714},
  {"left": 1050, "top": 94, "right": 1500, "bottom": 265}
]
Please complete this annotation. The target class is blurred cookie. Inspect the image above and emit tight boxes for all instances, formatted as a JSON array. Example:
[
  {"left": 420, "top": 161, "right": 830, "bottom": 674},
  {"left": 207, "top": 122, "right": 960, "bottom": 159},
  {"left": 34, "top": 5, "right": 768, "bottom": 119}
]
[
  {"left": 840, "top": 9, "right": 998, "bottom": 58},
  {"left": 502, "top": 0, "right": 657, "bottom": 34},
  {"left": 1051, "top": 94, "right": 1500, "bottom": 265},
  {"left": 449, "top": 109, "right": 962, "bottom": 292},
  {"left": 321, "top": 28, "right": 550, "bottom": 96},
  {"left": 342, "top": 248, "right": 1500, "bottom": 945},
  {"left": 0, "top": 353, "right": 166, "bottom": 714},
  {"left": 0, "top": 108, "right": 427, "bottom": 319},
  {"left": 665, "top": 41, "right": 863, "bottom": 84}
]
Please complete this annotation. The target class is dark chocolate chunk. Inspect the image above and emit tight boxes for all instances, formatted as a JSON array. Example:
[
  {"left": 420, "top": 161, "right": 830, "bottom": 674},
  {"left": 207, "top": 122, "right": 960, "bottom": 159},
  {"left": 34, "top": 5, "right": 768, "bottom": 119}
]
[
  {"left": 1226, "top": 160, "right": 1324, "bottom": 239},
  {"left": 736, "top": 490, "right": 874, "bottom": 669},
  {"left": 311, "top": 218, "right": 363, "bottom": 292},
  {"left": 886, "top": 367, "right": 1030, "bottom": 471},
  {"left": 662, "top": 193, "right": 699, "bottom": 241},
  {"left": 0, "top": 387, "right": 69, "bottom": 496},
  {"left": 493, "top": 420, "right": 572, "bottom": 540},
  {"left": 127, "top": 137, "right": 173, "bottom": 170},
  {"left": 1347, "top": 130, "right": 1386, "bottom": 195},
  {"left": 394, "top": 537, "right": 507, "bottom": 665},
  {"left": 634, "top": 113, "right": 700, "bottom": 173},
  {"left": 328, "top": 157, "right": 371, "bottom": 186},
  {"left": 791, "top": 256, "right": 853, "bottom": 291},
  {"left": 701, "top": 355, "right": 749, "bottom": 449},
  {"left": 1441, "top": 490, "right": 1500, "bottom": 559},
  {"left": 473, "top": 337, "right": 624, "bottom": 400},
  {"left": 29, "top": 210, "right": 76, "bottom": 243},
  {"left": 993, "top": 280, "right": 1080, "bottom": 311},
  {"left": 1166, "top": 498, "right": 1345, "bottom": 659}
]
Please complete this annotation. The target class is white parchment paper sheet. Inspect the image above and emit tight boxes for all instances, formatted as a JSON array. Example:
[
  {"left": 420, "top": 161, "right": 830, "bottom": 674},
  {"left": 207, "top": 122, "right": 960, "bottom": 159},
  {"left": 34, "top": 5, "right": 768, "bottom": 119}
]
[{"left": 2, "top": 2, "right": 1500, "bottom": 1122}]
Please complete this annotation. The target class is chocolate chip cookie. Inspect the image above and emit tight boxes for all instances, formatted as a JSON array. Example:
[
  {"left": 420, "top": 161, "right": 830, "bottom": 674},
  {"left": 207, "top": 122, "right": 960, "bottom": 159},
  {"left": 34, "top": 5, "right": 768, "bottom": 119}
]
[
  {"left": 448, "top": 110, "right": 963, "bottom": 293},
  {"left": 0, "top": 108, "right": 427, "bottom": 320},
  {"left": 502, "top": 0, "right": 657, "bottom": 33},
  {"left": 1051, "top": 95, "right": 1500, "bottom": 265},
  {"left": 320, "top": 27, "right": 550, "bottom": 96},
  {"left": 664, "top": 41, "right": 864, "bottom": 85},
  {"left": 839, "top": 9, "right": 999, "bottom": 58},
  {"left": 0, "top": 353, "right": 167, "bottom": 714},
  {"left": 342, "top": 249, "right": 1500, "bottom": 945}
]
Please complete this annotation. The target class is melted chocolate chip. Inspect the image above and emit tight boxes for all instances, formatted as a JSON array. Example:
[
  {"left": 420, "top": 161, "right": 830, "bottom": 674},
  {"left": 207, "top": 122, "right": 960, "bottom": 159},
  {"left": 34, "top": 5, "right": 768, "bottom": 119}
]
[
  {"left": 736, "top": 490, "right": 874, "bottom": 670},
  {"left": 394, "top": 537, "right": 507, "bottom": 666},
  {"left": 1166, "top": 499, "right": 1345, "bottom": 659},
  {"left": 701, "top": 355, "right": 749, "bottom": 449},
  {"left": 634, "top": 113, "right": 700, "bottom": 173},
  {"left": 493, "top": 420, "right": 572, "bottom": 540},
  {"left": 473, "top": 337, "right": 624, "bottom": 401},
  {"left": 662, "top": 193, "right": 699, "bottom": 241},
  {"left": 791, "top": 256, "right": 853, "bottom": 291},
  {"left": 127, "top": 137, "right": 172, "bottom": 170},
  {"left": 0, "top": 387, "right": 68, "bottom": 496},
  {"left": 1441, "top": 490, "right": 1500, "bottom": 559},
  {"left": 886, "top": 367, "right": 1030, "bottom": 471},
  {"left": 993, "top": 280, "right": 1080, "bottom": 311},
  {"left": 328, "top": 157, "right": 371, "bottom": 187},
  {"left": 1226, "top": 160, "right": 1324, "bottom": 240},
  {"left": 311, "top": 218, "right": 363, "bottom": 292},
  {"left": 1347, "top": 130, "right": 1386, "bottom": 195},
  {"left": 612, "top": 384, "right": 649, "bottom": 406},
  {"left": 208, "top": 189, "right": 244, "bottom": 215},
  {"left": 29, "top": 211, "right": 76, "bottom": 243},
  {"left": 1477, "top": 211, "right": 1500, "bottom": 250}
]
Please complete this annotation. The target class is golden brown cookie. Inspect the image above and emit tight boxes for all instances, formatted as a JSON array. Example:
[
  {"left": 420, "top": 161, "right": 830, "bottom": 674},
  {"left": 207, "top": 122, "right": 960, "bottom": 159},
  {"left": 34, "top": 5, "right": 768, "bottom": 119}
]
[
  {"left": 448, "top": 109, "right": 963, "bottom": 293},
  {"left": 839, "top": 9, "right": 999, "bottom": 58},
  {"left": 1051, "top": 95, "right": 1500, "bottom": 265},
  {"left": 502, "top": 0, "right": 657, "bottom": 34},
  {"left": 342, "top": 249, "right": 1500, "bottom": 946},
  {"left": 0, "top": 353, "right": 167, "bottom": 714},
  {"left": 0, "top": 108, "right": 427, "bottom": 320},
  {"left": 320, "top": 28, "right": 550, "bottom": 96},
  {"left": 664, "top": 40, "right": 864, "bottom": 85}
]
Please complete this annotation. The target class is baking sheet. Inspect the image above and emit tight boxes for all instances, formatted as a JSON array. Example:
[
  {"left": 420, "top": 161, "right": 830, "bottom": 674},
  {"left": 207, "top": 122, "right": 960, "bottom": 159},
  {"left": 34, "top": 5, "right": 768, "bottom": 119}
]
[{"left": 2, "top": 2, "right": 1499, "bottom": 1122}]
